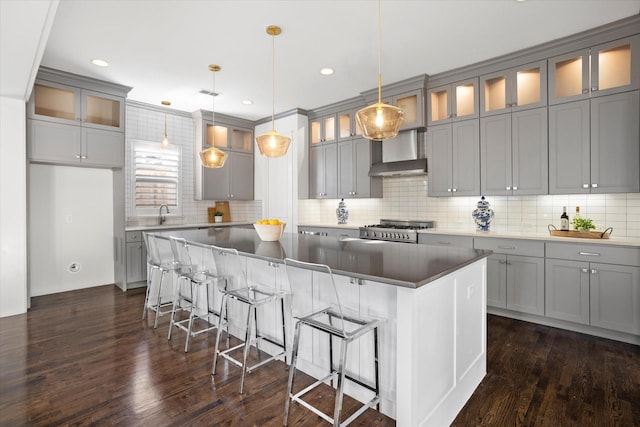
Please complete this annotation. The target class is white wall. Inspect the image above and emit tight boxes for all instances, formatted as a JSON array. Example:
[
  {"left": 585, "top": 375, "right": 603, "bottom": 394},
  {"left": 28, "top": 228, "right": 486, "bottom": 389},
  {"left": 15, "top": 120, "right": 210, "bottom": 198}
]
[
  {"left": 0, "top": 97, "right": 29, "bottom": 316},
  {"left": 29, "top": 165, "right": 114, "bottom": 296}
]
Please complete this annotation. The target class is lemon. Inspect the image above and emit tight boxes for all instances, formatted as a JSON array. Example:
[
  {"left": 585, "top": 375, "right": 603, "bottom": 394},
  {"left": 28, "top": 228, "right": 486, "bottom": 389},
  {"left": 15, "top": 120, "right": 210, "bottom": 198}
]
[{"left": 268, "top": 219, "right": 280, "bottom": 225}]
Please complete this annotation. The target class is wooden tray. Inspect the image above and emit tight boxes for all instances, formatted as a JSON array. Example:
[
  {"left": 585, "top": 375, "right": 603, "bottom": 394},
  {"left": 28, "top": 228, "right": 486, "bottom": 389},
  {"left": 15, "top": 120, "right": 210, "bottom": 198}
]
[{"left": 548, "top": 225, "right": 613, "bottom": 239}]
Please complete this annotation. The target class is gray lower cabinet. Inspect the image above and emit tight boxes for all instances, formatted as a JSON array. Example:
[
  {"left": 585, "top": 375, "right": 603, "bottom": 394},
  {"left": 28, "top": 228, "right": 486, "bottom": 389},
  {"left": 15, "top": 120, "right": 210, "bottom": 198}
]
[
  {"left": 125, "top": 231, "right": 146, "bottom": 285},
  {"left": 549, "top": 90, "right": 640, "bottom": 194},
  {"left": 310, "top": 143, "right": 338, "bottom": 199},
  {"left": 28, "top": 119, "right": 124, "bottom": 168},
  {"left": 202, "top": 151, "right": 254, "bottom": 200},
  {"left": 475, "top": 238, "right": 545, "bottom": 315},
  {"left": 337, "top": 137, "right": 381, "bottom": 199},
  {"left": 480, "top": 107, "right": 548, "bottom": 196},
  {"left": 418, "top": 233, "right": 474, "bottom": 248},
  {"left": 546, "top": 242, "right": 640, "bottom": 335},
  {"left": 426, "top": 119, "right": 480, "bottom": 197},
  {"left": 298, "top": 226, "right": 359, "bottom": 238}
]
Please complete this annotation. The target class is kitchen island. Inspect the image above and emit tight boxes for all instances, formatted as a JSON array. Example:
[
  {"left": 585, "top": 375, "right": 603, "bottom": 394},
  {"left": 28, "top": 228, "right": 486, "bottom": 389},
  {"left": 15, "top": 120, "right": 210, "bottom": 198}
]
[{"left": 152, "top": 227, "right": 491, "bottom": 426}]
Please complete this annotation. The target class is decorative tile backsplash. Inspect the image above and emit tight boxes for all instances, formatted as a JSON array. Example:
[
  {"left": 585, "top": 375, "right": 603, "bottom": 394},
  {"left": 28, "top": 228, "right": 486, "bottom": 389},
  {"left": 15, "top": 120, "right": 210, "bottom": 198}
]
[{"left": 298, "top": 175, "right": 640, "bottom": 238}]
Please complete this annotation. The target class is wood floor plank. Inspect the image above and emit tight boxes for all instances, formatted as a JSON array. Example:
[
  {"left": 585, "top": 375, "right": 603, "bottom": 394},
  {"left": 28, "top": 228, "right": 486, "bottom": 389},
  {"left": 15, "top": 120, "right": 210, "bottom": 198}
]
[{"left": 1, "top": 285, "right": 639, "bottom": 426}]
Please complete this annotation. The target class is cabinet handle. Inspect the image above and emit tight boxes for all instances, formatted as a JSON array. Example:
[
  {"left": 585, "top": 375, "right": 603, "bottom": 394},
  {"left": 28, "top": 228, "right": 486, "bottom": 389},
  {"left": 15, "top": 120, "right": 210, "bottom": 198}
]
[
  {"left": 581, "top": 268, "right": 589, "bottom": 273},
  {"left": 591, "top": 269, "right": 597, "bottom": 274},
  {"left": 513, "top": 186, "right": 518, "bottom": 190},
  {"left": 451, "top": 113, "right": 457, "bottom": 118},
  {"left": 498, "top": 245, "right": 516, "bottom": 250},
  {"left": 81, "top": 155, "right": 87, "bottom": 159},
  {"left": 499, "top": 259, "right": 506, "bottom": 264},
  {"left": 506, "top": 186, "right": 511, "bottom": 190},
  {"left": 583, "top": 184, "right": 589, "bottom": 188},
  {"left": 447, "top": 188, "right": 452, "bottom": 192},
  {"left": 579, "top": 251, "right": 601, "bottom": 257},
  {"left": 591, "top": 183, "right": 598, "bottom": 188},
  {"left": 582, "top": 88, "right": 590, "bottom": 94},
  {"left": 591, "top": 87, "right": 598, "bottom": 92},
  {"left": 452, "top": 188, "right": 457, "bottom": 192},
  {"left": 75, "top": 155, "right": 81, "bottom": 159}
]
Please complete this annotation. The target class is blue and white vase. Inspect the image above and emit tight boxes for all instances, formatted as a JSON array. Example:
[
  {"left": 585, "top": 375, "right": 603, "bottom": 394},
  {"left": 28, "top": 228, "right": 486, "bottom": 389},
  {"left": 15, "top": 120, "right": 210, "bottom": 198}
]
[
  {"left": 472, "top": 196, "right": 494, "bottom": 232},
  {"left": 336, "top": 198, "right": 349, "bottom": 224}
]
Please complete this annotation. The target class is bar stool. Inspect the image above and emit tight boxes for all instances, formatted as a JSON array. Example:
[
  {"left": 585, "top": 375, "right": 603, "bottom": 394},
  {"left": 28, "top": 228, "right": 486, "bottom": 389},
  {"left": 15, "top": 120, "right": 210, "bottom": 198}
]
[
  {"left": 283, "top": 258, "right": 383, "bottom": 427},
  {"left": 141, "top": 233, "right": 176, "bottom": 328},
  {"left": 211, "top": 244, "right": 288, "bottom": 394},
  {"left": 167, "top": 237, "right": 222, "bottom": 352}
]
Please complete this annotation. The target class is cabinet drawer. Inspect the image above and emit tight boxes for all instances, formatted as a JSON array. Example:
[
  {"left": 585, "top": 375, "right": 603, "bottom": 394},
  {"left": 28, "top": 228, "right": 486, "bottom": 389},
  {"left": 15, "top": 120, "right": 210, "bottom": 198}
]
[
  {"left": 419, "top": 233, "right": 474, "bottom": 248},
  {"left": 474, "top": 237, "right": 544, "bottom": 257},
  {"left": 126, "top": 231, "right": 142, "bottom": 243},
  {"left": 546, "top": 242, "right": 640, "bottom": 266}
]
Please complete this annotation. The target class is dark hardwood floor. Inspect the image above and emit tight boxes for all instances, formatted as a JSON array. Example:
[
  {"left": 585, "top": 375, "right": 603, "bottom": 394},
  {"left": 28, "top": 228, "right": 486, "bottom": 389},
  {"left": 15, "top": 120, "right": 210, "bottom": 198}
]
[{"left": 0, "top": 285, "right": 638, "bottom": 426}]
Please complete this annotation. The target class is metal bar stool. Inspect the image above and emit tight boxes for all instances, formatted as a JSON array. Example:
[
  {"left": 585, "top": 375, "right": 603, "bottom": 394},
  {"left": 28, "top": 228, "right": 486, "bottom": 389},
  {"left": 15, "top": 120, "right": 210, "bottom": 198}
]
[
  {"left": 283, "top": 258, "right": 383, "bottom": 427},
  {"left": 141, "top": 233, "right": 176, "bottom": 328},
  {"left": 211, "top": 245, "right": 288, "bottom": 394},
  {"left": 167, "top": 237, "right": 222, "bottom": 352}
]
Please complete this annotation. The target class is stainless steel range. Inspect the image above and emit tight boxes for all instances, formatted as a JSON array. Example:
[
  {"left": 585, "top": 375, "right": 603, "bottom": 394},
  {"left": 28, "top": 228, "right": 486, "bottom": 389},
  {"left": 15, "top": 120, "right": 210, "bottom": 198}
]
[{"left": 359, "top": 219, "right": 435, "bottom": 243}]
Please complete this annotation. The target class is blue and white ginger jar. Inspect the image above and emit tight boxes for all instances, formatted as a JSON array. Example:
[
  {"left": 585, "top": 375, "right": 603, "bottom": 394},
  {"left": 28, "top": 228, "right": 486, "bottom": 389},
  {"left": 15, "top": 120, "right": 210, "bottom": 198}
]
[
  {"left": 336, "top": 198, "right": 349, "bottom": 225},
  {"left": 472, "top": 196, "right": 494, "bottom": 232}
]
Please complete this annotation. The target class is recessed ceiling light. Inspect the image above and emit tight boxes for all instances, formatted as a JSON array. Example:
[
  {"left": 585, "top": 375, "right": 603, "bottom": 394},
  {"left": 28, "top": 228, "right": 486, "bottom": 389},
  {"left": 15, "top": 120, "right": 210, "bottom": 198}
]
[
  {"left": 91, "top": 59, "right": 109, "bottom": 67},
  {"left": 241, "top": 99, "right": 254, "bottom": 105},
  {"left": 320, "top": 68, "right": 335, "bottom": 76}
]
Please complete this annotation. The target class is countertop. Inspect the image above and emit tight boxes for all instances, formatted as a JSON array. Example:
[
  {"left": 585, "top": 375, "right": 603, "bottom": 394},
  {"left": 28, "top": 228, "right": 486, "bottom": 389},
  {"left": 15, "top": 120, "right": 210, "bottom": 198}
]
[
  {"left": 298, "top": 223, "right": 640, "bottom": 247},
  {"left": 152, "top": 227, "right": 491, "bottom": 289},
  {"left": 126, "top": 221, "right": 253, "bottom": 232}
]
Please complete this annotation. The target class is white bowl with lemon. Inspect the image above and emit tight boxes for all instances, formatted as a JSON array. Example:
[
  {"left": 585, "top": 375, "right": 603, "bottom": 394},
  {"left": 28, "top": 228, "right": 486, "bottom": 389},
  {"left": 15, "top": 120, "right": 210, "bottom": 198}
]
[{"left": 253, "top": 219, "right": 286, "bottom": 241}]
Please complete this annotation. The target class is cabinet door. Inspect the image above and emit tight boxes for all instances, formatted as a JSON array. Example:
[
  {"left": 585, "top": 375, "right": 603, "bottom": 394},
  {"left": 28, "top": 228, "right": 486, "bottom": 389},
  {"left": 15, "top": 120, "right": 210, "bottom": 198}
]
[
  {"left": 548, "top": 49, "right": 590, "bottom": 105},
  {"left": 82, "top": 90, "right": 125, "bottom": 132},
  {"left": 486, "top": 254, "right": 507, "bottom": 309},
  {"left": 591, "top": 35, "right": 640, "bottom": 97},
  {"left": 506, "top": 255, "right": 544, "bottom": 316},
  {"left": 309, "top": 146, "right": 324, "bottom": 198},
  {"left": 353, "top": 138, "right": 372, "bottom": 198},
  {"left": 337, "top": 140, "right": 354, "bottom": 198},
  {"left": 28, "top": 81, "right": 81, "bottom": 125},
  {"left": 126, "top": 241, "right": 145, "bottom": 283},
  {"left": 480, "top": 114, "right": 511, "bottom": 196},
  {"left": 82, "top": 128, "right": 124, "bottom": 167},
  {"left": 511, "top": 107, "right": 548, "bottom": 195},
  {"left": 337, "top": 108, "right": 362, "bottom": 141},
  {"left": 229, "top": 152, "right": 254, "bottom": 200},
  {"left": 28, "top": 119, "right": 82, "bottom": 164},
  {"left": 309, "top": 144, "right": 337, "bottom": 199},
  {"left": 451, "top": 119, "right": 480, "bottom": 196},
  {"left": 510, "top": 60, "right": 547, "bottom": 112},
  {"left": 590, "top": 263, "right": 640, "bottom": 335},
  {"left": 310, "top": 118, "right": 322, "bottom": 145},
  {"left": 429, "top": 81, "right": 477, "bottom": 126},
  {"left": 545, "top": 259, "right": 590, "bottom": 325},
  {"left": 480, "top": 69, "right": 510, "bottom": 116},
  {"left": 394, "top": 89, "right": 424, "bottom": 130},
  {"left": 202, "top": 163, "right": 230, "bottom": 200},
  {"left": 426, "top": 124, "right": 453, "bottom": 196},
  {"left": 590, "top": 91, "right": 640, "bottom": 193},
  {"left": 324, "top": 143, "right": 338, "bottom": 199},
  {"left": 548, "top": 100, "right": 590, "bottom": 194}
]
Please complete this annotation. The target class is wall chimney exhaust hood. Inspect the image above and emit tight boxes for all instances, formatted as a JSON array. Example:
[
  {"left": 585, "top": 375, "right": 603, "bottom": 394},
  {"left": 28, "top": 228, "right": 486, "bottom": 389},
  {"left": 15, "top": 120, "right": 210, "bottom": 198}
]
[{"left": 368, "top": 129, "right": 427, "bottom": 176}]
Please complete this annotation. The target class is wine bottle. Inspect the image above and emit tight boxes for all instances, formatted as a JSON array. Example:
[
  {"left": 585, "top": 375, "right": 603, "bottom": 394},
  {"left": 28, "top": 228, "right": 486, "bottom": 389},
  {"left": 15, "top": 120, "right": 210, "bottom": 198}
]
[
  {"left": 573, "top": 206, "right": 581, "bottom": 231},
  {"left": 560, "top": 206, "right": 569, "bottom": 231}
]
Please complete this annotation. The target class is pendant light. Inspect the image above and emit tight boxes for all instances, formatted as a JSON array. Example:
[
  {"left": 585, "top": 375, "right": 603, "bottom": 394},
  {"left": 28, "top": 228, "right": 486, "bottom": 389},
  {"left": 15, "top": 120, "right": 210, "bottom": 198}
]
[
  {"left": 356, "top": 0, "right": 404, "bottom": 141},
  {"left": 199, "top": 64, "right": 228, "bottom": 168},
  {"left": 255, "top": 25, "right": 291, "bottom": 158},
  {"left": 160, "top": 100, "right": 170, "bottom": 148}
]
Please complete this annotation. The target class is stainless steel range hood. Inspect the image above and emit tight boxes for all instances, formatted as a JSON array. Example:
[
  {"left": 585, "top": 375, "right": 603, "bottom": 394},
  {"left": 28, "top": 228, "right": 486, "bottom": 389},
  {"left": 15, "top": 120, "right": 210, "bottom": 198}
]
[{"left": 368, "top": 129, "right": 427, "bottom": 176}]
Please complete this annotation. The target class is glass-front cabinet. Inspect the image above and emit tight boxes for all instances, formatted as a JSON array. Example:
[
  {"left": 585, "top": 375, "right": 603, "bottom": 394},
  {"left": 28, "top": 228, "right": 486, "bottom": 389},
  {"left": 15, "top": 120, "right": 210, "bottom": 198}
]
[
  {"left": 548, "top": 34, "right": 640, "bottom": 104},
  {"left": 480, "top": 60, "right": 547, "bottom": 117},
  {"left": 393, "top": 89, "right": 425, "bottom": 130},
  {"left": 205, "top": 122, "right": 253, "bottom": 152},
  {"left": 29, "top": 81, "right": 125, "bottom": 132},
  {"left": 337, "top": 108, "right": 363, "bottom": 141},
  {"left": 428, "top": 78, "right": 479, "bottom": 125},
  {"left": 310, "top": 114, "right": 337, "bottom": 145}
]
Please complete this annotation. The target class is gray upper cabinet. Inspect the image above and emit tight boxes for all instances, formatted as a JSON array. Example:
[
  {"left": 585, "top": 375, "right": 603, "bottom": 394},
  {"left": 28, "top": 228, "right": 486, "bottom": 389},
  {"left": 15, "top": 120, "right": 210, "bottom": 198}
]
[
  {"left": 427, "top": 120, "right": 480, "bottom": 197},
  {"left": 548, "top": 34, "right": 640, "bottom": 105},
  {"left": 310, "top": 113, "right": 337, "bottom": 145},
  {"left": 549, "top": 90, "right": 639, "bottom": 194},
  {"left": 337, "top": 106, "right": 364, "bottom": 142},
  {"left": 480, "top": 107, "right": 548, "bottom": 196},
  {"left": 337, "top": 137, "right": 381, "bottom": 199},
  {"left": 480, "top": 60, "right": 547, "bottom": 117},
  {"left": 309, "top": 143, "right": 338, "bottom": 199},
  {"left": 202, "top": 151, "right": 254, "bottom": 200},
  {"left": 427, "top": 78, "right": 479, "bottom": 126},
  {"left": 393, "top": 89, "right": 425, "bottom": 131},
  {"left": 26, "top": 69, "right": 129, "bottom": 168}
]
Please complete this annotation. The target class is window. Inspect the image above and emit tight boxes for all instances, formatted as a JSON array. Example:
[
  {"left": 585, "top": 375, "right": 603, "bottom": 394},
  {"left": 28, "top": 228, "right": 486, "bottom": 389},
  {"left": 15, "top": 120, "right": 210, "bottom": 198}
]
[{"left": 132, "top": 140, "right": 181, "bottom": 216}]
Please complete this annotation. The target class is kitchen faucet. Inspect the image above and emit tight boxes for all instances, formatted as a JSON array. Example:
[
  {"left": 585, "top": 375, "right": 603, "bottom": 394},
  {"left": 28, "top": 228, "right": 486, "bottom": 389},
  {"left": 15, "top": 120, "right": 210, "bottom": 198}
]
[{"left": 159, "top": 204, "right": 170, "bottom": 225}]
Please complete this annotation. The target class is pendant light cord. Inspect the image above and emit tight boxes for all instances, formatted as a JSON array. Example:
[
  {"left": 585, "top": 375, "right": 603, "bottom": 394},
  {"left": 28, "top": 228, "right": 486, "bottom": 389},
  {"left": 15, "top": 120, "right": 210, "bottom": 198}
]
[
  {"left": 271, "top": 32, "right": 276, "bottom": 132},
  {"left": 212, "top": 70, "right": 216, "bottom": 129},
  {"left": 377, "top": 0, "right": 382, "bottom": 104}
]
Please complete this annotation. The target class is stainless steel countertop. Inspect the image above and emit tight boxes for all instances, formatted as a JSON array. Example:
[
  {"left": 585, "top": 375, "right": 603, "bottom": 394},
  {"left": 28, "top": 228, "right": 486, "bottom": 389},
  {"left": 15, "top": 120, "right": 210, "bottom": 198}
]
[{"left": 152, "top": 227, "right": 491, "bottom": 289}]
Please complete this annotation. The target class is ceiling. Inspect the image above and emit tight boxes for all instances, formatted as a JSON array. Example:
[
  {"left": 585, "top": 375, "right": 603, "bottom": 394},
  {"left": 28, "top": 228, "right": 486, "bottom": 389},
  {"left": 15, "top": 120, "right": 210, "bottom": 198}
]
[{"left": 37, "top": 0, "right": 640, "bottom": 121}]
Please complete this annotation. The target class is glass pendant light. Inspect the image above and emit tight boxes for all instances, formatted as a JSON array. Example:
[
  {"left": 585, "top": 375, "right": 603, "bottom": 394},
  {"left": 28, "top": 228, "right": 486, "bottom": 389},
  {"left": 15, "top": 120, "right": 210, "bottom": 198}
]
[
  {"left": 255, "top": 25, "right": 291, "bottom": 158},
  {"left": 356, "top": 0, "right": 404, "bottom": 141},
  {"left": 199, "top": 64, "right": 228, "bottom": 168},
  {"left": 160, "top": 100, "right": 170, "bottom": 148}
]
